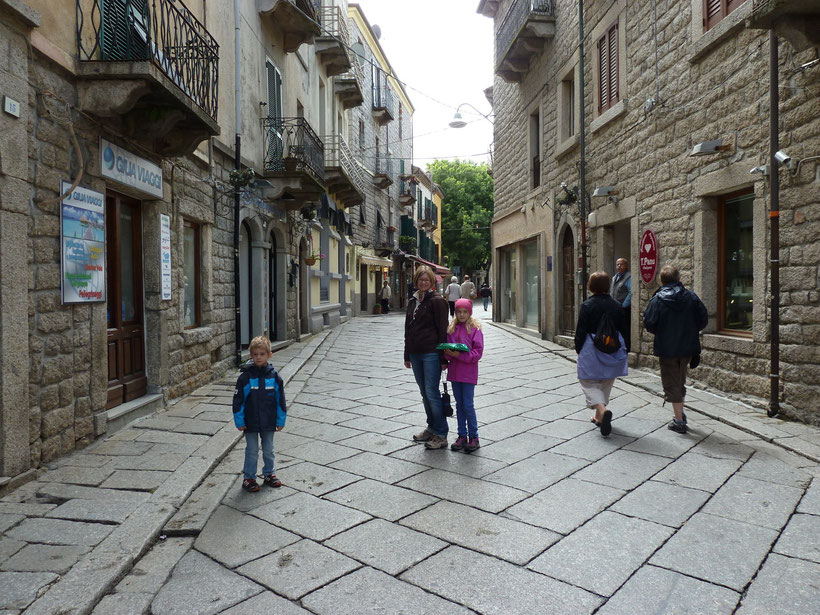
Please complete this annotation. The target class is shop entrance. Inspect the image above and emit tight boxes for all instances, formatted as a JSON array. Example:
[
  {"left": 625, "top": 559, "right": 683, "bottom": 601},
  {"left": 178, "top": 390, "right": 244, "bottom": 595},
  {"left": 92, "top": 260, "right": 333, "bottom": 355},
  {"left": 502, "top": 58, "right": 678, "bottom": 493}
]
[
  {"left": 560, "top": 227, "right": 575, "bottom": 335},
  {"left": 105, "top": 192, "right": 147, "bottom": 409}
]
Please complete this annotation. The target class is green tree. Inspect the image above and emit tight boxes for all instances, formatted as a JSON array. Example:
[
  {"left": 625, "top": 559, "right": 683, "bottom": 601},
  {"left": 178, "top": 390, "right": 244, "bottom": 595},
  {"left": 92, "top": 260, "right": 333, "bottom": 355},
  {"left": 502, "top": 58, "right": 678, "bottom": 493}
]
[{"left": 428, "top": 159, "right": 493, "bottom": 275}]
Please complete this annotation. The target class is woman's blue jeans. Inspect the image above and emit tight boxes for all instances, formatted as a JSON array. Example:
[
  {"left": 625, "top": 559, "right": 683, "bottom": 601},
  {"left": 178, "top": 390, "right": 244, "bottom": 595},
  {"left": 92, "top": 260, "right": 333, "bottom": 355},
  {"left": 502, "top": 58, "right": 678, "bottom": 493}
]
[
  {"left": 243, "top": 430, "right": 275, "bottom": 479},
  {"left": 409, "top": 352, "right": 448, "bottom": 437},
  {"left": 452, "top": 381, "right": 478, "bottom": 438}
]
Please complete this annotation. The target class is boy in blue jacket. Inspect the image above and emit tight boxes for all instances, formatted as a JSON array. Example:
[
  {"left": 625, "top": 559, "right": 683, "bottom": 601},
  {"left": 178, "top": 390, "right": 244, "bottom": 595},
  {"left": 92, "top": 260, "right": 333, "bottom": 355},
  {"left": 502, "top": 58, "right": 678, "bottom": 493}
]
[{"left": 232, "top": 336, "right": 287, "bottom": 492}]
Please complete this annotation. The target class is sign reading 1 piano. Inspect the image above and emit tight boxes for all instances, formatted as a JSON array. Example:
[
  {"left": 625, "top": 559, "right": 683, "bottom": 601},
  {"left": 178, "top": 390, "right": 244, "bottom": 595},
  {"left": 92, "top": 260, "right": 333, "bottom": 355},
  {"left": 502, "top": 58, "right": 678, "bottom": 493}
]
[{"left": 60, "top": 181, "right": 106, "bottom": 303}]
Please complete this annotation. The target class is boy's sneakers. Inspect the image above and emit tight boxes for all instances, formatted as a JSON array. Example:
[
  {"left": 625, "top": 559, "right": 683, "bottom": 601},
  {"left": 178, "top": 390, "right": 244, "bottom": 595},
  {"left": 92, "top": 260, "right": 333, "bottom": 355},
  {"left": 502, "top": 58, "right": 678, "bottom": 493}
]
[
  {"left": 451, "top": 436, "right": 468, "bottom": 451},
  {"left": 425, "top": 435, "right": 448, "bottom": 449},
  {"left": 413, "top": 429, "right": 434, "bottom": 442},
  {"left": 242, "top": 478, "right": 260, "bottom": 492},
  {"left": 667, "top": 419, "right": 687, "bottom": 434},
  {"left": 262, "top": 474, "right": 282, "bottom": 488},
  {"left": 465, "top": 438, "right": 480, "bottom": 452}
]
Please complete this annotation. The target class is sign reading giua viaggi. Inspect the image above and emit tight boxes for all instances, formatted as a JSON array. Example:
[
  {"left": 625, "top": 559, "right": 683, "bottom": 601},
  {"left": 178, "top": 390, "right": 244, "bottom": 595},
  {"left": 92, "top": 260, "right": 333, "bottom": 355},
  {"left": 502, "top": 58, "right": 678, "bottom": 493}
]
[{"left": 100, "top": 138, "right": 163, "bottom": 199}]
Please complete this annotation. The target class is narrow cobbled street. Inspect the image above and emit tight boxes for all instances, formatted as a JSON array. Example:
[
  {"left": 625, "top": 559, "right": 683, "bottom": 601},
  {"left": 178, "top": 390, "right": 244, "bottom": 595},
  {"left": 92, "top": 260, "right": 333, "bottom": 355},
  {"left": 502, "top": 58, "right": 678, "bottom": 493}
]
[{"left": 4, "top": 310, "right": 819, "bottom": 614}]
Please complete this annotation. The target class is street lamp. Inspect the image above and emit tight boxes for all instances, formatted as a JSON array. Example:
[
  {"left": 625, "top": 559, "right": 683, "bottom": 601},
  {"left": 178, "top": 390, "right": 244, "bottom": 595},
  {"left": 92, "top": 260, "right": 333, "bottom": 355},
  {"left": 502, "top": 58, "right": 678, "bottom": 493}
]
[{"left": 449, "top": 102, "right": 494, "bottom": 128}]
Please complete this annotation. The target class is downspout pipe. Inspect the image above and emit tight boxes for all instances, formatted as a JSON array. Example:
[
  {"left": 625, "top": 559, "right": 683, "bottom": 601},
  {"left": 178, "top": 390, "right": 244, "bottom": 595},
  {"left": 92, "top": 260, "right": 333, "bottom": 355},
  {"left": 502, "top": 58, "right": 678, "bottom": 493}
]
[
  {"left": 234, "top": 0, "right": 243, "bottom": 367},
  {"left": 578, "top": 0, "right": 588, "bottom": 301},
  {"left": 768, "top": 29, "right": 780, "bottom": 417}
]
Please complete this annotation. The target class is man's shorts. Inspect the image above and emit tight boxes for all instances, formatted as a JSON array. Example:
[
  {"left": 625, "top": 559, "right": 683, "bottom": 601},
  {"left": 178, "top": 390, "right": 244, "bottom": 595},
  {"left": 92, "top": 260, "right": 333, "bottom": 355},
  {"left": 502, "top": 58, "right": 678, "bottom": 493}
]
[{"left": 659, "top": 356, "right": 689, "bottom": 403}]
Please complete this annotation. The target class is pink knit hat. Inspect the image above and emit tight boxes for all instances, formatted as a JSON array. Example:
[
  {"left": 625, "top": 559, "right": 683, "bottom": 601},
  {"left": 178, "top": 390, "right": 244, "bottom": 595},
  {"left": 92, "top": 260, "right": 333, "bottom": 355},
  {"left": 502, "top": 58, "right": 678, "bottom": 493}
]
[{"left": 454, "top": 298, "right": 473, "bottom": 314}]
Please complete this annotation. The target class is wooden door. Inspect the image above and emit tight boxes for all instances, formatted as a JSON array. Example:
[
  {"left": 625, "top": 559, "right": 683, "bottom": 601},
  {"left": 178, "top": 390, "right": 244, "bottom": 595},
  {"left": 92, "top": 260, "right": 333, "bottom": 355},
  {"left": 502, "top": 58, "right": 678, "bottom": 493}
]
[
  {"left": 561, "top": 228, "right": 575, "bottom": 335},
  {"left": 106, "top": 193, "right": 146, "bottom": 408},
  {"left": 360, "top": 264, "right": 368, "bottom": 311}
]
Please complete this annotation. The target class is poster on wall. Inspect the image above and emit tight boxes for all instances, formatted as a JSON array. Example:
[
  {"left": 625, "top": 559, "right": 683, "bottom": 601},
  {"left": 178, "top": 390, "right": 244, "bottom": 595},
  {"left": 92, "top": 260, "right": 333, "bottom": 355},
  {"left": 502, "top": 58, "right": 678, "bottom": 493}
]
[
  {"left": 639, "top": 229, "right": 659, "bottom": 284},
  {"left": 160, "top": 214, "right": 172, "bottom": 300},
  {"left": 60, "top": 181, "right": 106, "bottom": 303}
]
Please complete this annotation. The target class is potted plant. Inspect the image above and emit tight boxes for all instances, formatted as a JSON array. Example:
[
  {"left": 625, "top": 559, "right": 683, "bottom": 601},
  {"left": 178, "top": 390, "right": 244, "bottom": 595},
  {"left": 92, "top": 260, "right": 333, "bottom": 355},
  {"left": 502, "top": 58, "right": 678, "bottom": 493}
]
[{"left": 303, "top": 252, "right": 325, "bottom": 266}]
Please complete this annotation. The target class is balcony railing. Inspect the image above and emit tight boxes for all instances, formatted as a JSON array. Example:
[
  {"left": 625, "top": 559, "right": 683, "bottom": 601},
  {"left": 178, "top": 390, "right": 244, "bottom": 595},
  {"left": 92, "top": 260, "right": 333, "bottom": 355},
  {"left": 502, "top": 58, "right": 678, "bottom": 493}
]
[
  {"left": 262, "top": 117, "right": 325, "bottom": 184},
  {"left": 334, "top": 57, "right": 365, "bottom": 108},
  {"left": 495, "top": 0, "right": 555, "bottom": 81},
  {"left": 324, "top": 133, "right": 368, "bottom": 198},
  {"left": 318, "top": 5, "right": 350, "bottom": 47},
  {"left": 76, "top": 0, "right": 219, "bottom": 120},
  {"left": 372, "top": 68, "right": 395, "bottom": 123},
  {"left": 375, "top": 156, "right": 394, "bottom": 178}
]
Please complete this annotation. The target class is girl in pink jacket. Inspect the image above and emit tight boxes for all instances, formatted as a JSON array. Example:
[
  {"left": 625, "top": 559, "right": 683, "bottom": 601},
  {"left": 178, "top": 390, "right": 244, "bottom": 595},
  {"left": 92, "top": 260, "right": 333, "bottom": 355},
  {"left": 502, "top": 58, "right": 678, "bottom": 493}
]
[{"left": 443, "top": 298, "right": 484, "bottom": 452}]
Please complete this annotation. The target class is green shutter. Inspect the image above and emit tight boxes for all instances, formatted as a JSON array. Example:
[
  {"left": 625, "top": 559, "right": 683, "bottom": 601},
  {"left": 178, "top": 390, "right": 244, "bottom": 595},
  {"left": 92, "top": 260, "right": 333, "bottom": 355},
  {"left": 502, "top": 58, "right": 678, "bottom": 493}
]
[{"left": 101, "top": 0, "right": 150, "bottom": 61}]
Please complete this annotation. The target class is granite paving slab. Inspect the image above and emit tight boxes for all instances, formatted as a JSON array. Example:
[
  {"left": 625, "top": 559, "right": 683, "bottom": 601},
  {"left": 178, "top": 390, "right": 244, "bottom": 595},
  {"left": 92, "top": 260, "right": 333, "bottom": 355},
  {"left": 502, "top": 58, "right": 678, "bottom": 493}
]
[
  {"left": 0, "top": 571, "right": 59, "bottom": 611},
  {"left": 220, "top": 591, "right": 314, "bottom": 615},
  {"left": 324, "top": 518, "right": 446, "bottom": 575},
  {"left": 292, "top": 393, "right": 361, "bottom": 411},
  {"left": 91, "top": 591, "right": 153, "bottom": 615},
  {"left": 221, "top": 481, "right": 298, "bottom": 512},
  {"left": 109, "top": 452, "right": 189, "bottom": 471},
  {"left": 653, "top": 451, "right": 744, "bottom": 492},
  {"left": 337, "top": 416, "right": 410, "bottom": 434},
  {"left": 323, "top": 478, "right": 436, "bottom": 521},
  {"left": 0, "top": 544, "right": 89, "bottom": 574},
  {"left": 0, "top": 513, "right": 23, "bottom": 533},
  {"left": 735, "top": 553, "right": 820, "bottom": 614},
  {"left": 280, "top": 461, "right": 361, "bottom": 495},
  {"left": 389, "top": 443, "right": 507, "bottom": 478},
  {"left": 58, "top": 454, "right": 116, "bottom": 468},
  {"left": 194, "top": 505, "right": 299, "bottom": 568},
  {"left": 475, "top": 432, "right": 564, "bottom": 464},
  {"left": 650, "top": 512, "right": 779, "bottom": 591},
  {"left": 797, "top": 477, "right": 819, "bottom": 515},
  {"left": 328, "top": 452, "right": 428, "bottom": 484},
  {"left": 549, "top": 430, "right": 636, "bottom": 461},
  {"left": 34, "top": 483, "right": 149, "bottom": 506},
  {"left": 0, "top": 536, "right": 26, "bottom": 563},
  {"left": 163, "top": 472, "right": 235, "bottom": 535},
  {"left": 99, "top": 469, "right": 171, "bottom": 491},
  {"left": 250, "top": 491, "right": 371, "bottom": 540},
  {"left": 397, "top": 469, "right": 528, "bottom": 513},
  {"left": 87, "top": 440, "right": 154, "bottom": 456},
  {"left": 702, "top": 474, "right": 804, "bottom": 530},
  {"left": 597, "top": 564, "right": 740, "bottom": 615},
  {"left": 335, "top": 432, "right": 414, "bottom": 455},
  {"left": 528, "top": 511, "right": 674, "bottom": 596},
  {"left": 6, "top": 517, "right": 113, "bottom": 547},
  {"left": 504, "top": 478, "right": 625, "bottom": 534},
  {"left": 402, "top": 500, "right": 560, "bottom": 565},
  {"left": 284, "top": 440, "right": 360, "bottom": 465},
  {"left": 151, "top": 551, "right": 263, "bottom": 615},
  {"left": 401, "top": 545, "right": 602, "bottom": 615},
  {"left": 133, "top": 430, "right": 209, "bottom": 447},
  {"left": 607, "top": 415, "right": 667, "bottom": 438},
  {"left": 282, "top": 417, "right": 363, "bottom": 443},
  {"left": 237, "top": 538, "right": 360, "bottom": 600},
  {"left": 480, "top": 416, "right": 546, "bottom": 440},
  {"left": 302, "top": 566, "right": 469, "bottom": 615},
  {"left": 690, "top": 432, "right": 755, "bottom": 461},
  {"left": 610, "top": 479, "right": 712, "bottom": 527},
  {"left": 38, "top": 465, "right": 115, "bottom": 486},
  {"left": 737, "top": 452, "right": 812, "bottom": 489},
  {"left": 114, "top": 537, "right": 194, "bottom": 594},
  {"left": 44, "top": 498, "right": 138, "bottom": 524},
  {"left": 482, "top": 451, "right": 590, "bottom": 493},
  {"left": 572, "top": 449, "right": 672, "bottom": 491},
  {"left": 530, "top": 418, "right": 596, "bottom": 440},
  {"left": 622, "top": 426, "right": 706, "bottom": 458},
  {"left": 772, "top": 513, "right": 820, "bottom": 564}
]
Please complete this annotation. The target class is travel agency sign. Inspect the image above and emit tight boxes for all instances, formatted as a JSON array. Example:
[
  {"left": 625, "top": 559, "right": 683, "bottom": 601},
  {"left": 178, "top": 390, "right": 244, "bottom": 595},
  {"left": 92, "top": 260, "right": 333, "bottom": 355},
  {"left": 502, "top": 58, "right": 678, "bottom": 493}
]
[
  {"left": 639, "top": 229, "right": 658, "bottom": 284},
  {"left": 100, "top": 138, "right": 163, "bottom": 199}
]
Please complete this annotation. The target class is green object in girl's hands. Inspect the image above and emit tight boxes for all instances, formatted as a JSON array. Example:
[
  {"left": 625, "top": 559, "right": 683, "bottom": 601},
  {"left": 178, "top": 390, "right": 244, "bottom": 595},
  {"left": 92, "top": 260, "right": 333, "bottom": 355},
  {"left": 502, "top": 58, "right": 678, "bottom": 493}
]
[{"left": 436, "top": 343, "right": 469, "bottom": 352}]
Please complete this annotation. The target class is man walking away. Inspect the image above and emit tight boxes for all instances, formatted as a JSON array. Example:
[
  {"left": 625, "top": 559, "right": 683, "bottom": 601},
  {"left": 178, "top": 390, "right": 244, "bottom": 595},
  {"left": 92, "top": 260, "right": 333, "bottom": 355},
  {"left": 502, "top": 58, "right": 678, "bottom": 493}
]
[
  {"left": 379, "top": 280, "right": 391, "bottom": 314},
  {"left": 445, "top": 276, "right": 462, "bottom": 317},
  {"left": 643, "top": 265, "right": 708, "bottom": 434},
  {"left": 610, "top": 258, "right": 632, "bottom": 352},
  {"left": 460, "top": 275, "right": 477, "bottom": 302}
]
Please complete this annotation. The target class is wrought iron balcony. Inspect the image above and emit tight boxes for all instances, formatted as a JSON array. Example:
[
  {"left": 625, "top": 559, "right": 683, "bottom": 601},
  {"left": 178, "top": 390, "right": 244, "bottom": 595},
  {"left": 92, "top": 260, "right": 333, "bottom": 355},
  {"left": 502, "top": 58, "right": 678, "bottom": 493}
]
[
  {"left": 316, "top": 5, "right": 352, "bottom": 76},
  {"left": 747, "top": 0, "right": 820, "bottom": 50},
  {"left": 372, "top": 69, "right": 395, "bottom": 125},
  {"left": 334, "top": 59, "right": 365, "bottom": 109},
  {"left": 398, "top": 176, "right": 417, "bottom": 206},
  {"left": 373, "top": 157, "right": 394, "bottom": 189},
  {"left": 262, "top": 117, "right": 325, "bottom": 209},
  {"left": 495, "top": 0, "right": 555, "bottom": 83},
  {"left": 75, "top": 0, "right": 219, "bottom": 155},
  {"left": 420, "top": 201, "right": 437, "bottom": 231},
  {"left": 258, "top": 0, "right": 320, "bottom": 53},
  {"left": 324, "top": 134, "right": 367, "bottom": 208}
]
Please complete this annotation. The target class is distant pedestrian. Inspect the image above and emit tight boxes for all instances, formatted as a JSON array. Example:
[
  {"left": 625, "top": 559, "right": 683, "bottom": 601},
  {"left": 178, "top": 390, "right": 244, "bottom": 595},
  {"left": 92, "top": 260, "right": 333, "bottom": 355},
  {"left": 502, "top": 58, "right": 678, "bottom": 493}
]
[
  {"left": 643, "top": 265, "right": 708, "bottom": 434},
  {"left": 460, "top": 274, "right": 477, "bottom": 302},
  {"left": 479, "top": 282, "right": 492, "bottom": 311},
  {"left": 232, "top": 336, "right": 286, "bottom": 492},
  {"left": 610, "top": 258, "right": 632, "bottom": 351},
  {"left": 405, "top": 266, "right": 450, "bottom": 449},
  {"left": 379, "top": 279, "right": 391, "bottom": 314},
  {"left": 445, "top": 275, "right": 462, "bottom": 316},
  {"left": 574, "top": 271, "right": 628, "bottom": 436},
  {"left": 444, "top": 298, "right": 484, "bottom": 452}
]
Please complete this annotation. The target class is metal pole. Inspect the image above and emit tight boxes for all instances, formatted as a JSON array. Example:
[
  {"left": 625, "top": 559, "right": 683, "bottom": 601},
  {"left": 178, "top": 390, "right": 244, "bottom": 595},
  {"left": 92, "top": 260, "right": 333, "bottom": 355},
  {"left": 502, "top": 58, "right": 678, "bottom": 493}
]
[
  {"left": 768, "top": 29, "right": 780, "bottom": 417},
  {"left": 233, "top": 0, "right": 242, "bottom": 367},
  {"left": 578, "top": 0, "right": 588, "bottom": 300}
]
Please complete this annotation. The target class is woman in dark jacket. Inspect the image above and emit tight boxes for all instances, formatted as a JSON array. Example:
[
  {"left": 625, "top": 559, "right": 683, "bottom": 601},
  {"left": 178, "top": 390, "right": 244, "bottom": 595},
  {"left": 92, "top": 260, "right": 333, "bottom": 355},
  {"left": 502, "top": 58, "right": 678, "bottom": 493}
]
[
  {"left": 574, "top": 271, "right": 628, "bottom": 436},
  {"left": 404, "top": 265, "right": 450, "bottom": 449}
]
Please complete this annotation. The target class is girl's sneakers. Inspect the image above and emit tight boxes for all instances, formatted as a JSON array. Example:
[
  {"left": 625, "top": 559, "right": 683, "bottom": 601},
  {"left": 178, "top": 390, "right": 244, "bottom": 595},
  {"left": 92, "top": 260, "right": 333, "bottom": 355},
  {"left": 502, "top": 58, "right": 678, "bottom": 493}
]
[
  {"left": 450, "top": 436, "right": 468, "bottom": 451},
  {"left": 263, "top": 474, "right": 282, "bottom": 488},
  {"left": 465, "top": 438, "right": 480, "bottom": 452}
]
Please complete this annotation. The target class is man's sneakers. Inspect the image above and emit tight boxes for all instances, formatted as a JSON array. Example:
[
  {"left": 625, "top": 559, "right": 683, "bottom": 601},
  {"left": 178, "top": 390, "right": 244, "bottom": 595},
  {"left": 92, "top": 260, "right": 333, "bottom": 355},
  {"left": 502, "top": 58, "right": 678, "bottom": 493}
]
[
  {"left": 242, "top": 478, "right": 260, "bottom": 492},
  {"left": 424, "top": 435, "right": 448, "bottom": 449},
  {"left": 668, "top": 418, "right": 688, "bottom": 434},
  {"left": 413, "top": 429, "right": 434, "bottom": 442}
]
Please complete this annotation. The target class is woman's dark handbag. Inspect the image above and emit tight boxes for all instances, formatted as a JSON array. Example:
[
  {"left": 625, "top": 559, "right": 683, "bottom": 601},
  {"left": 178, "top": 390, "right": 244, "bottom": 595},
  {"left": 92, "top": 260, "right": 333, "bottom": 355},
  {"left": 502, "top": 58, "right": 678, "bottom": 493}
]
[{"left": 441, "top": 381, "right": 453, "bottom": 417}]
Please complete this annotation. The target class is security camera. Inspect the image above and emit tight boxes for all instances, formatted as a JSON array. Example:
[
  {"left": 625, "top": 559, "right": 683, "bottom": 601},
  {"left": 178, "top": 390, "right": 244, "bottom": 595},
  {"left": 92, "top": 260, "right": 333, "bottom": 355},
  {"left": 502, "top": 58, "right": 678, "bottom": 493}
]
[{"left": 774, "top": 150, "right": 793, "bottom": 168}]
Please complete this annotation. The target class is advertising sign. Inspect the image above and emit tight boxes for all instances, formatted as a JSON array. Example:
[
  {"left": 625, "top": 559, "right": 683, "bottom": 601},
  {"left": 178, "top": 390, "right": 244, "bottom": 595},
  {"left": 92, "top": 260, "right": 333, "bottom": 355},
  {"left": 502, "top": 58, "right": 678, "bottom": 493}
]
[
  {"left": 100, "top": 137, "right": 163, "bottom": 199},
  {"left": 639, "top": 229, "right": 659, "bottom": 284},
  {"left": 60, "top": 181, "right": 106, "bottom": 303},
  {"left": 160, "top": 214, "right": 172, "bottom": 300}
]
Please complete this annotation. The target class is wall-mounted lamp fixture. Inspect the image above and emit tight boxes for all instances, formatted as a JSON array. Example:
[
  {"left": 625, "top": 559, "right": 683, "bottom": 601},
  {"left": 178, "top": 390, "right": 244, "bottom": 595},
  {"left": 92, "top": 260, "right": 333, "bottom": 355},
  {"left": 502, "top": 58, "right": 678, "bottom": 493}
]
[
  {"left": 690, "top": 139, "right": 731, "bottom": 156},
  {"left": 449, "top": 102, "right": 494, "bottom": 129},
  {"left": 749, "top": 165, "right": 769, "bottom": 176},
  {"left": 592, "top": 186, "right": 619, "bottom": 204},
  {"left": 588, "top": 212, "right": 598, "bottom": 227}
]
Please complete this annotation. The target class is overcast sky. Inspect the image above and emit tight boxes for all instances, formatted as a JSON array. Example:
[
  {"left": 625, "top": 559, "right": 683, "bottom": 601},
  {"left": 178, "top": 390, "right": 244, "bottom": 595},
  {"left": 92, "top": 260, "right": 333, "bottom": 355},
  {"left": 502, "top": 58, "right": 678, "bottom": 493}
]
[{"left": 353, "top": 0, "right": 494, "bottom": 171}]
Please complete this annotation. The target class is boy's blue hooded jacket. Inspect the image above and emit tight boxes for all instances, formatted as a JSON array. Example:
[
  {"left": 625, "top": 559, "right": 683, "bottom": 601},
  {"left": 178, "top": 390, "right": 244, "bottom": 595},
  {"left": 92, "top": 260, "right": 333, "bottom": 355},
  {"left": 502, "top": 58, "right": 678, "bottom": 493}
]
[{"left": 232, "top": 364, "right": 287, "bottom": 431}]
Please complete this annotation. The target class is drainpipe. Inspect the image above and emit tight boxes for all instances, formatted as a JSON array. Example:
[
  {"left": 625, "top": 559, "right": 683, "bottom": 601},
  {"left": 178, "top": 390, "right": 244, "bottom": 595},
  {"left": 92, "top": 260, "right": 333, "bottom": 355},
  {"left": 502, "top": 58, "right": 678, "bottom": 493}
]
[
  {"left": 768, "top": 29, "right": 780, "bottom": 417},
  {"left": 578, "top": 0, "right": 588, "bottom": 301},
  {"left": 233, "top": 0, "right": 243, "bottom": 367}
]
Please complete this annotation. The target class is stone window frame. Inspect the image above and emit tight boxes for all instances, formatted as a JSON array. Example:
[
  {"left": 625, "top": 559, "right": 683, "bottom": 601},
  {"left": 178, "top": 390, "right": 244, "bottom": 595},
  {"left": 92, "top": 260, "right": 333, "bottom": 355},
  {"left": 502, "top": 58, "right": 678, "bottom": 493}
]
[
  {"left": 703, "top": 0, "right": 748, "bottom": 32},
  {"left": 182, "top": 219, "right": 201, "bottom": 329},
  {"left": 528, "top": 101, "right": 542, "bottom": 190},
  {"left": 687, "top": 0, "right": 753, "bottom": 63},
  {"left": 554, "top": 50, "right": 580, "bottom": 159},
  {"left": 717, "top": 189, "right": 755, "bottom": 336},
  {"left": 589, "top": 0, "right": 627, "bottom": 133}
]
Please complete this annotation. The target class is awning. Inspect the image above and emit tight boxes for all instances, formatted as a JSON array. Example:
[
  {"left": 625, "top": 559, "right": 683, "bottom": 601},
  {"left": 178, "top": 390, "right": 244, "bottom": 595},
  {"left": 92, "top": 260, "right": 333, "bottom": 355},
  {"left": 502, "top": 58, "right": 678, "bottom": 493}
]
[
  {"left": 406, "top": 254, "right": 450, "bottom": 275},
  {"left": 360, "top": 255, "right": 394, "bottom": 268}
]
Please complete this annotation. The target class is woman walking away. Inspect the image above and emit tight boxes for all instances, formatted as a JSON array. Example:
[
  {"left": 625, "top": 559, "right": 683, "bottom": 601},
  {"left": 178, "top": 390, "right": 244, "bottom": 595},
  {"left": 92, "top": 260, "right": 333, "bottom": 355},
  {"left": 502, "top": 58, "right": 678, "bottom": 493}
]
[
  {"left": 445, "top": 276, "right": 462, "bottom": 317},
  {"left": 405, "top": 266, "right": 450, "bottom": 449},
  {"left": 444, "top": 298, "right": 484, "bottom": 452},
  {"left": 574, "top": 271, "right": 628, "bottom": 436}
]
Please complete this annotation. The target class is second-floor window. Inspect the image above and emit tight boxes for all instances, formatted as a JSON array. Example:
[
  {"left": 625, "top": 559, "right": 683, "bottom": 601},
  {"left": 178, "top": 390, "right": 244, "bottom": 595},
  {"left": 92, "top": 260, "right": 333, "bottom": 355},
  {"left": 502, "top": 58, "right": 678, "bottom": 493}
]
[
  {"left": 704, "top": 0, "right": 747, "bottom": 31},
  {"left": 598, "top": 22, "right": 619, "bottom": 113}
]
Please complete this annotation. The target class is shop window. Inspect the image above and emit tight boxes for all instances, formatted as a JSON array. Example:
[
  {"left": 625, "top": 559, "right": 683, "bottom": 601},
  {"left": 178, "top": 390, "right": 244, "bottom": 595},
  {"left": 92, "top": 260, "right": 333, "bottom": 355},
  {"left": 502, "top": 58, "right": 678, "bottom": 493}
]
[
  {"left": 183, "top": 220, "right": 201, "bottom": 328},
  {"left": 718, "top": 191, "right": 753, "bottom": 333}
]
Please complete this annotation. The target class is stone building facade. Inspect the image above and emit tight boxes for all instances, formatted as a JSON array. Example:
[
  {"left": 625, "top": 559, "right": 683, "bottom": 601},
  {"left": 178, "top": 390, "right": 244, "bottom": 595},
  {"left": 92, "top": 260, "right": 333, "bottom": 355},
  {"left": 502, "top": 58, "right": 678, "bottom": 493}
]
[{"left": 480, "top": 0, "right": 820, "bottom": 423}]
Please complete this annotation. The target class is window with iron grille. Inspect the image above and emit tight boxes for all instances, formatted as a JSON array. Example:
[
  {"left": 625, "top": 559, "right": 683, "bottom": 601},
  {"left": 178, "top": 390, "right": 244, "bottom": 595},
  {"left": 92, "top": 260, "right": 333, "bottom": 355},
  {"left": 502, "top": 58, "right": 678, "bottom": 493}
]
[
  {"left": 704, "top": 0, "right": 747, "bottom": 31},
  {"left": 598, "top": 22, "right": 618, "bottom": 113}
]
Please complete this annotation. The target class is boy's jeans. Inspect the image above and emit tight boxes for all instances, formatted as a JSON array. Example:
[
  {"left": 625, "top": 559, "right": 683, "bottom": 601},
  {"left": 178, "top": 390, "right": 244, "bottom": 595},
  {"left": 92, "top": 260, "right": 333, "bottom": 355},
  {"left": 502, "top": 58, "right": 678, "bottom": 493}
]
[
  {"left": 452, "top": 381, "right": 478, "bottom": 438},
  {"left": 243, "top": 430, "right": 275, "bottom": 479},
  {"left": 409, "top": 352, "right": 448, "bottom": 437}
]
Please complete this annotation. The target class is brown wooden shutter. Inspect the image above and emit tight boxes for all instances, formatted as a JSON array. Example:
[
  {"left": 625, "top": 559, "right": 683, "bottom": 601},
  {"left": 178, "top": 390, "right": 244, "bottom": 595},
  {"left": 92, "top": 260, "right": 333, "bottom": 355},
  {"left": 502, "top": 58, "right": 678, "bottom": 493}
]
[
  {"left": 608, "top": 24, "right": 618, "bottom": 106},
  {"left": 598, "top": 33, "right": 608, "bottom": 112},
  {"left": 704, "top": 0, "right": 748, "bottom": 31}
]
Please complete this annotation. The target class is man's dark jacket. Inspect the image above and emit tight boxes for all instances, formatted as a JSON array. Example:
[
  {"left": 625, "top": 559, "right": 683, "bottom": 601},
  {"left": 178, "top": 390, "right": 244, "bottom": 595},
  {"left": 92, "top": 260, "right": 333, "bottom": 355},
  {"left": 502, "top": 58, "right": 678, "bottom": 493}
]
[
  {"left": 404, "top": 290, "right": 449, "bottom": 363},
  {"left": 232, "top": 364, "right": 287, "bottom": 431},
  {"left": 643, "top": 282, "right": 708, "bottom": 357}
]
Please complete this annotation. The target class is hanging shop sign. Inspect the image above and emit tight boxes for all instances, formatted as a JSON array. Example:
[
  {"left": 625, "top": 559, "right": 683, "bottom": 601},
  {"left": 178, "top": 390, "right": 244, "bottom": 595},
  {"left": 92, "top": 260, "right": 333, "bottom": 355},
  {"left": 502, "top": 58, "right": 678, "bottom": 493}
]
[
  {"left": 60, "top": 181, "right": 106, "bottom": 303},
  {"left": 639, "top": 229, "right": 659, "bottom": 284},
  {"left": 160, "top": 214, "right": 172, "bottom": 300},
  {"left": 100, "top": 138, "right": 163, "bottom": 199}
]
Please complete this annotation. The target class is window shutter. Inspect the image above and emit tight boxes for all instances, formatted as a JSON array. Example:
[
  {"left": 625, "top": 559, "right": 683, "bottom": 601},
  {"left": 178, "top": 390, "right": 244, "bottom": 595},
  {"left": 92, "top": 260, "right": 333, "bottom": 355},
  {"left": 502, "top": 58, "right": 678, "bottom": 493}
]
[
  {"left": 598, "top": 34, "right": 608, "bottom": 112},
  {"left": 266, "top": 61, "right": 284, "bottom": 164},
  {"left": 608, "top": 24, "right": 618, "bottom": 106},
  {"left": 101, "top": 0, "right": 149, "bottom": 61}
]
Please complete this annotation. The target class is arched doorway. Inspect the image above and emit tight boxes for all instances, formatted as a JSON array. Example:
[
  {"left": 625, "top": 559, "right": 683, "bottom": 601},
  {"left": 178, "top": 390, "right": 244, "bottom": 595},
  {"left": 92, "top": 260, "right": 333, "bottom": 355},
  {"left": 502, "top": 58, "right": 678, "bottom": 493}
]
[
  {"left": 239, "top": 221, "right": 253, "bottom": 347},
  {"left": 560, "top": 226, "right": 575, "bottom": 335}
]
